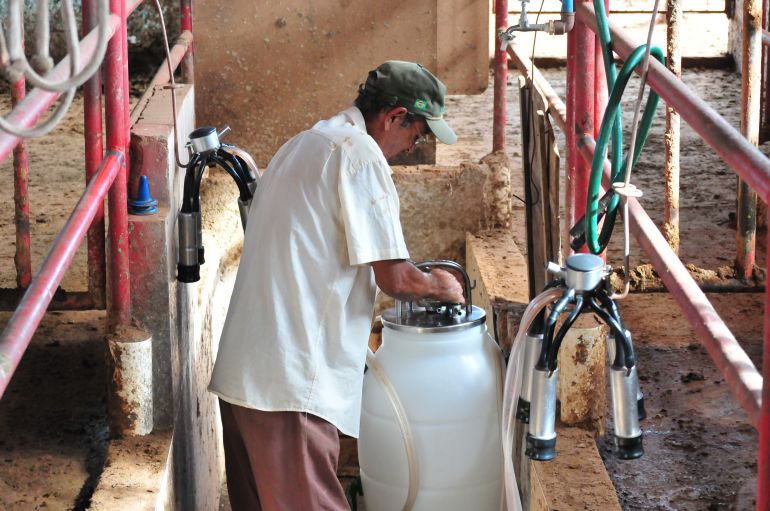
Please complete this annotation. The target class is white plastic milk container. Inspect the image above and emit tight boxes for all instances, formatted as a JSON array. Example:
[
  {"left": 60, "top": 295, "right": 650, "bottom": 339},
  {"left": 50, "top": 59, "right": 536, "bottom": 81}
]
[{"left": 359, "top": 262, "right": 504, "bottom": 511}]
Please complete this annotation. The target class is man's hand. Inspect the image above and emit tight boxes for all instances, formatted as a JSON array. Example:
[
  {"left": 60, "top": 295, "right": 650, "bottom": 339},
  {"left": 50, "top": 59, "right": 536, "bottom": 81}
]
[
  {"left": 371, "top": 260, "right": 466, "bottom": 304},
  {"left": 428, "top": 268, "right": 465, "bottom": 304}
]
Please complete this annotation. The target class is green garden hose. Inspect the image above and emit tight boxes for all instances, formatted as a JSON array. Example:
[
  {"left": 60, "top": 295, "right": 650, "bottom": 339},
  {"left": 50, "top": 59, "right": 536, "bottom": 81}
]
[{"left": 583, "top": 0, "right": 664, "bottom": 254}]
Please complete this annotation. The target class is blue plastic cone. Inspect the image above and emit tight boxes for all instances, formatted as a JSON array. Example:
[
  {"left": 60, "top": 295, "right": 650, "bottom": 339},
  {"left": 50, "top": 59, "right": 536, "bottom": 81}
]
[{"left": 128, "top": 175, "right": 158, "bottom": 215}]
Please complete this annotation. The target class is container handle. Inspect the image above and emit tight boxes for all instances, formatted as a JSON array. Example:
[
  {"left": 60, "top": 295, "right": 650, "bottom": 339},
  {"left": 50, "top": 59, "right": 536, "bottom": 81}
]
[{"left": 413, "top": 260, "right": 473, "bottom": 316}]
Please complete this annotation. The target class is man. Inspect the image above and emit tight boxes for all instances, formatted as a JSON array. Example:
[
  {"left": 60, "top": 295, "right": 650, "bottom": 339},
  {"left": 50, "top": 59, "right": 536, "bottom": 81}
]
[{"left": 209, "top": 60, "right": 464, "bottom": 510}]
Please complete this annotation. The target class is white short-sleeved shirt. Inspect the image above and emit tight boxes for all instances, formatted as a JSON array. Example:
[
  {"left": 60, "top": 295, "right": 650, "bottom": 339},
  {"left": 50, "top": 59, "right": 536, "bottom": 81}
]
[{"left": 208, "top": 107, "right": 409, "bottom": 437}]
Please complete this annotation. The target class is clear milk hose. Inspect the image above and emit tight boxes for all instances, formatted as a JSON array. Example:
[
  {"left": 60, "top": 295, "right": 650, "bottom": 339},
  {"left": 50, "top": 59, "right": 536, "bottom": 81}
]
[{"left": 500, "top": 287, "right": 563, "bottom": 511}]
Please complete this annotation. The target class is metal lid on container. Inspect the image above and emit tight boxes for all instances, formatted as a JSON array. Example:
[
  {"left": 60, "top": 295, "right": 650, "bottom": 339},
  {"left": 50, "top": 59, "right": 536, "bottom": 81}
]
[{"left": 381, "top": 301, "right": 486, "bottom": 334}]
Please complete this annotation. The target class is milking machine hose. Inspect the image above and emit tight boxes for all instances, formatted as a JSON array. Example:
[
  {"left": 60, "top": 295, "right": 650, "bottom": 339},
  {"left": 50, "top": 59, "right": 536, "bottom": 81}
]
[
  {"left": 500, "top": 287, "right": 564, "bottom": 511},
  {"left": 365, "top": 347, "right": 420, "bottom": 511},
  {"left": 582, "top": 0, "right": 663, "bottom": 254}
]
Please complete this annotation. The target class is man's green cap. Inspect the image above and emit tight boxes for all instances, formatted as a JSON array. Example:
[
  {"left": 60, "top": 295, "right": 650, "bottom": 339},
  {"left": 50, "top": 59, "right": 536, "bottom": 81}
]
[{"left": 364, "top": 60, "right": 457, "bottom": 145}]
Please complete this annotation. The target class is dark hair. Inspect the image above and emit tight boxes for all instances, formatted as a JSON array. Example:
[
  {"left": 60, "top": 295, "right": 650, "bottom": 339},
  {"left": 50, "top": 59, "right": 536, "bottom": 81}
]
[
  {"left": 354, "top": 85, "right": 425, "bottom": 131},
  {"left": 354, "top": 84, "right": 398, "bottom": 122}
]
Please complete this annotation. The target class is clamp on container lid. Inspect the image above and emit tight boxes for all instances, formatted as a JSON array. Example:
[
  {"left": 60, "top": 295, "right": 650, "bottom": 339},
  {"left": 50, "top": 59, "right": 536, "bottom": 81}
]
[{"left": 381, "top": 260, "right": 486, "bottom": 333}]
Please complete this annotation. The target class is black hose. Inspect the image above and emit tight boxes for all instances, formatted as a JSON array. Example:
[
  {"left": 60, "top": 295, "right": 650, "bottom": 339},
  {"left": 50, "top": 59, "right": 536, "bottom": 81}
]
[
  {"left": 209, "top": 154, "right": 252, "bottom": 202},
  {"left": 588, "top": 298, "right": 635, "bottom": 368},
  {"left": 536, "top": 288, "right": 575, "bottom": 369},
  {"left": 181, "top": 153, "right": 201, "bottom": 214},
  {"left": 547, "top": 295, "right": 585, "bottom": 371}
]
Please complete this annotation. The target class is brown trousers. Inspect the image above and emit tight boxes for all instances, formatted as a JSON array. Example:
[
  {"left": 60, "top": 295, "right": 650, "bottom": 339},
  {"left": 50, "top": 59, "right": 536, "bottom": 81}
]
[{"left": 219, "top": 400, "right": 349, "bottom": 511}]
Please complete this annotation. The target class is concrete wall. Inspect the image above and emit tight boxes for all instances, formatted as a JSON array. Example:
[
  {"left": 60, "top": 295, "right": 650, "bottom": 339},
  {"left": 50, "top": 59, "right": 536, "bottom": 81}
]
[
  {"left": 128, "top": 84, "right": 241, "bottom": 509},
  {"left": 394, "top": 153, "right": 514, "bottom": 266},
  {"left": 193, "top": 0, "right": 488, "bottom": 167},
  {"left": 173, "top": 173, "right": 243, "bottom": 511},
  {"left": 129, "top": 84, "right": 195, "bottom": 430}
]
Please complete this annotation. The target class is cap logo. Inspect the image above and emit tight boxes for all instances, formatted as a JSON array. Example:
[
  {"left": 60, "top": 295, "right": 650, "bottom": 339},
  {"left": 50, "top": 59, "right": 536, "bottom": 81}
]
[{"left": 413, "top": 98, "right": 428, "bottom": 111}]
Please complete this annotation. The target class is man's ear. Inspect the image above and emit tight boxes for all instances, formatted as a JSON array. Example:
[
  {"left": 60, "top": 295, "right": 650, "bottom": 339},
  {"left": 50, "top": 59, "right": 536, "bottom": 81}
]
[{"left": 383, "top": 106, "right": 408, "bottom": 132}]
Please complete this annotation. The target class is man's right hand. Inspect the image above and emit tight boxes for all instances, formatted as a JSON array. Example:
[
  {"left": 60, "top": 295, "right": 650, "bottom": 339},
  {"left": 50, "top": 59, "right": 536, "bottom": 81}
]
[
  {"left": 427, "top": 268, "right": 465, "bottom": 304},
  {"left": 371, "top": 260, "right": 466, "bottom": 304}
]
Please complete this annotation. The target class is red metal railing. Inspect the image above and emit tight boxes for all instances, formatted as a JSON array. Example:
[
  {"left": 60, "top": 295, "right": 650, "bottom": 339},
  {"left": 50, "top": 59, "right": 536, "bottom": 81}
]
[
  {"left": 0, "top": 0, "right": 194, "bottom": 399},
  {"left": 493, "top": 0, "right": 508, "bottom": 152},
  {"left": 83, "top": 0, "right": 107, "bottom": 309},
  {"left": 510, "top": 3, "right": 769, "bottom": 508},
  {"left": 0, "top": 0, "right": 142, "bottom": 398}
]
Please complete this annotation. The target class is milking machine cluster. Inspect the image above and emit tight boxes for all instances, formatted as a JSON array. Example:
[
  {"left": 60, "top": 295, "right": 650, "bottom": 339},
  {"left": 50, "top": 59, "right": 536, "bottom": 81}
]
[
  {"left": 176, "top": 126, "right": 260, "bottom": 283},
  {"left": 516, "top": 253, "right": 645, "bottom": 461}
]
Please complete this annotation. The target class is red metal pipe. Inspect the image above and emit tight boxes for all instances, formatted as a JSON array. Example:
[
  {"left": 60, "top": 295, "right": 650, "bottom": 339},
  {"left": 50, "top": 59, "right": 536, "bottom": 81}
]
[
  {"left": 627, "top": 176, "right": 763, "bottom": 427},
  {"left": 121, "top": 0, "right": 132, "bottom": 198},
  {"left": 82, "top": 0, "right": 106, "bottom": 309},
  {"left": 147, "top": 30, "right": 193, "bottom": 88},
  {"left": 493, "top": 0, "right": 508, "bottom": 153},
  {"left": 760, "top": 235, "right": 770, "bottom": 510},
  {"left": 0, "top": 153, "right": 122, "bottom": 399},
  {"left": 106, "top": 0, "right": 131, "bottom": 327},
  {"left": 737, "top": 0, "right": 763, "bottom": 279},
  {"left": 566, "top": 21, "right": 577, "bottom": 249},
  {"left": 0, "top": 0, "right": 143, "bottom": 166},
  {"left": 514, "top": 35, "right": 768, "bottom": 508},
  {"left": 12, "top": 77, "right": 31, "bottom": 290},
  {"left": 576, "top": 2, "right": 770, "bottom": 204},
  {"left": 180, "top": 0, "right": 194, "bottom": 83},
  {"left": 664, "top": 0, "right": 682, "bottom": 254},
  {"left": 763, "top": 28, "right": 770, "bottom": 46},
  {"left": 571, "top": 1, "right": 595, "bottom": 254},
  {"left": 130, "top": 30, "right": 193, "bottom": 128}
]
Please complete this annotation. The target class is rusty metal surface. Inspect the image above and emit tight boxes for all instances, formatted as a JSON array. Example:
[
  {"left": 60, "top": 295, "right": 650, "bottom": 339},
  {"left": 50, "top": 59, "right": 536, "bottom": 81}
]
[
  {"left": 493, "top": 0, "right": 508, "bottom": 152},
  {"left": 664, "top": 0, "right": 682, "bottom": 254},
  {"left": 736, "top": 0, "right": 763, "bottom": 279},
  {"left": 11, "top": 77, "right": 31, "bottom": 290},
  {"left": 106, "top": 0, "right": 131, "bottom": 328},
  {"left": 83, "top": 0, "right": 106, "bottom": 310}
]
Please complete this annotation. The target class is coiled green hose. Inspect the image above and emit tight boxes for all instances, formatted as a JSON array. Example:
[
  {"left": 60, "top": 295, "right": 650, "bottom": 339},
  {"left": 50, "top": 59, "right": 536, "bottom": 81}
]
[{"left": 583, "top": 1, "right": 664, "bottom": 254}]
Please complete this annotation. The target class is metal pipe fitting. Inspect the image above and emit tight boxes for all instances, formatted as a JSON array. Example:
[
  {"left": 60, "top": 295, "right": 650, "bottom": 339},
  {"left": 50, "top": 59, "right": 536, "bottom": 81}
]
[
  {"left": 188, "top": 126, "right": 220, "bottom": 155},
  {"left": 548, "top": 12, "right": 575, "bottom": 35},
  {"left": 564, "top": 253, "right": 605, "bottom": 291}
]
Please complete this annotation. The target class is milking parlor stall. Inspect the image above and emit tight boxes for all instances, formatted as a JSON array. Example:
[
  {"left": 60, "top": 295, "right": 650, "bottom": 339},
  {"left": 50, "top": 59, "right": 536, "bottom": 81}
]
[{"left": 0, "top": 0, "right": 768, "bottom": 510}]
